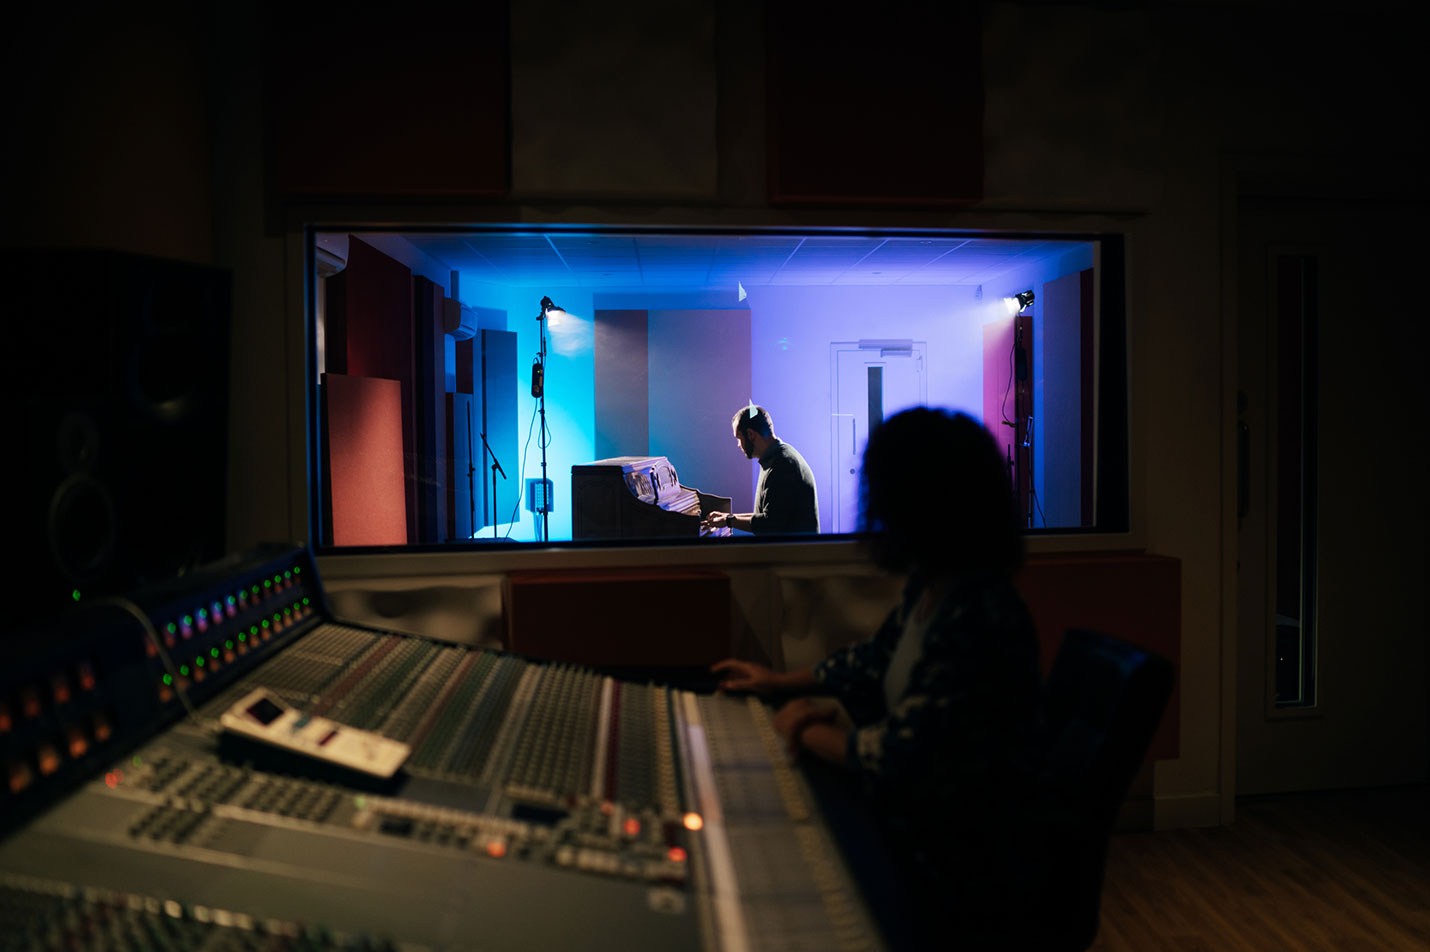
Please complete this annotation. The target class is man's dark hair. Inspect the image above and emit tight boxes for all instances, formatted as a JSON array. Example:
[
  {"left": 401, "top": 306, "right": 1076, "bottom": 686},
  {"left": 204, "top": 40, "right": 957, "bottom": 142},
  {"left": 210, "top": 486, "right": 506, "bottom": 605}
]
[
  {"left": 731, "top": 404, "right": 774, "bottom": 439},
  {"left": 859, "top": 408, "right": 1023, "bottom": 577}
]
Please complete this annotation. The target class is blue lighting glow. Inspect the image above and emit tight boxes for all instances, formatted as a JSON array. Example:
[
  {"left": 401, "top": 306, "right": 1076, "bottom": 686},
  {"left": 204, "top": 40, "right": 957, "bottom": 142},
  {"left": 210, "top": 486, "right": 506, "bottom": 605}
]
[{"left": 316, "top": 230, "right": 1098, "bottom": 543}]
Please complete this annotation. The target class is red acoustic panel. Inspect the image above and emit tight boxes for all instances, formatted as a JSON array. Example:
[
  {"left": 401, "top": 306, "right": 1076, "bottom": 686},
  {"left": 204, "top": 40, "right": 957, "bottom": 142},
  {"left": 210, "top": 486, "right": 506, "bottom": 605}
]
[
  {"left": 322, "top": 373, "right": 407, "bottom": 546},
  {"left": 265, "top": 6, "right": 509, "bottom": 199},
  {"left": 325, "top": 236, "right": 417, "bottom": 542},
  {"left": 983, "top": 314, "right": 1016, "bottom": 449},
  {"left": 1016, "top": 552, "right": 1181, "bottom": 762},
  {"left": 504, "top": 569, "right": 730, "bottom": 668},
  {"left": 766, "top": 3, "right": 982, "bottom": 205}
]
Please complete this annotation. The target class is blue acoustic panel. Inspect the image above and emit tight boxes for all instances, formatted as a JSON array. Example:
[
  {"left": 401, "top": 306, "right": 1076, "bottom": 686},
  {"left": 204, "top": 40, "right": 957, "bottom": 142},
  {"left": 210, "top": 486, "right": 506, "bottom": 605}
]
[
  {"left": 447, "top": 392, "right": 477, "bottom": 541},
  {"left": 480, "top": 330, "right": 519, "bottom": 532}
]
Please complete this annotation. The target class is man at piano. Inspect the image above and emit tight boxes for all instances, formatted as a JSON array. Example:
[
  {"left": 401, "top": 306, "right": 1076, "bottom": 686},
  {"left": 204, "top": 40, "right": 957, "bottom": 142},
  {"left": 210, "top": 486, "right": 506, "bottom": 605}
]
[{"left": 702, "top": 404, "right": 819, "bottom": 535}]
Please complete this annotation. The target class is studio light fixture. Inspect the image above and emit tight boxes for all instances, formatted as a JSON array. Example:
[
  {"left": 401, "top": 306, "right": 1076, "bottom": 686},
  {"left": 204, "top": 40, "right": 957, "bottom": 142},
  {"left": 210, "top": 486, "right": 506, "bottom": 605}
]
[
  {"left": 1003, "top": 289, "right": 1035, "bottom": 315},
  {"left": 539, "top": 296, "right": 566, "bottom": 320}
]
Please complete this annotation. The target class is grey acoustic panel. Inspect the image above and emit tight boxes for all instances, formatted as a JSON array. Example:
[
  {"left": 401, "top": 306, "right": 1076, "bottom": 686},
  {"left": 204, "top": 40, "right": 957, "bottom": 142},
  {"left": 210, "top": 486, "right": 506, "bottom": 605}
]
[
  {"left": 647, "top": 310, "right": 752, "bottom": 511},
  {"left": 594, "top": 310, "right": 649, "bottom": 461}
]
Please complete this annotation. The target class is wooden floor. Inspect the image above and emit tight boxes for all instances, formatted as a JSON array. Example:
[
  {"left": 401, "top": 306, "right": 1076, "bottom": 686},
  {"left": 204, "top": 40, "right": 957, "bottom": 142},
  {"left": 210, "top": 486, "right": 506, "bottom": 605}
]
[{"left": 1089, "top": 784, "right": 1430, "bottom": 951}]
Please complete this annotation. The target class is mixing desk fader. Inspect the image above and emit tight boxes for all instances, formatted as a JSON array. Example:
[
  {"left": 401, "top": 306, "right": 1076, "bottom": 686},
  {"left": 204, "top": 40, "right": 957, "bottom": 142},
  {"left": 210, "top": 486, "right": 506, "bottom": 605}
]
[{"left": 1, "top": 547, "right": 888, "bottom": 952}]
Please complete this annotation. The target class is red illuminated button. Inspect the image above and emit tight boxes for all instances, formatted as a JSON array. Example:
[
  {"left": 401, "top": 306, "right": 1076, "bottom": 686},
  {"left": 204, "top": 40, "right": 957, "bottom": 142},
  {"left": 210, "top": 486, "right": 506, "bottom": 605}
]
[
  {"left": 37, "top": 744, "right": 61, "bottom": 776},
  {"left": 7, "top": 760, "right": 33, "bottom": 794},
  {"left": 93, "top": 714, "right": 112, "bottom": 743},
  {"left": 77, "top": 662, "right": 96, "bottom": 692},
  {"left": 66, "top": 729, "right": 87, "bottom": 759},
  {"left": 0, "top": 703, "right": 11, "bottom": 733},
  {"left": 52, "top": 675, "right": 71, "bottom": 705},
  {"left": 20, "top": 688, "right": 41, "bottom": 719}
]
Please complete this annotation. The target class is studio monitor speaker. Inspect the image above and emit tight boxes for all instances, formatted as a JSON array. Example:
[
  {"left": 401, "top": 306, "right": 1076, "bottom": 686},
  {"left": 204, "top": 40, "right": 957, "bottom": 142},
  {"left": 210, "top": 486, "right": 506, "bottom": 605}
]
[{"left": 1, "top": 250, "right": 231, "bottom": 637}]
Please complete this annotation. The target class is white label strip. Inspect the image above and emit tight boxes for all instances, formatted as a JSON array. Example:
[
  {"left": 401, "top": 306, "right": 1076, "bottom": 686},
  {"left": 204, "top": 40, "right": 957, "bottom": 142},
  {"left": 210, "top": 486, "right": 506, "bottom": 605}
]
[
  {"left": 590, "top": 677, "right": 615, "bottom": 799},
  {"left": 681, "top": 692, "right": 750, "bottom": 952}
]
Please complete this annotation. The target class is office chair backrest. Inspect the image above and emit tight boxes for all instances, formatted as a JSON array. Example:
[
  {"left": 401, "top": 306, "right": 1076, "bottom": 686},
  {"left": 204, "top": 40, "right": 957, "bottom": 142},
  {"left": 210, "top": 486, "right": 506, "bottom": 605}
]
[{"left": 1035, "top": 627, "right": 1175, "bottom": 950}]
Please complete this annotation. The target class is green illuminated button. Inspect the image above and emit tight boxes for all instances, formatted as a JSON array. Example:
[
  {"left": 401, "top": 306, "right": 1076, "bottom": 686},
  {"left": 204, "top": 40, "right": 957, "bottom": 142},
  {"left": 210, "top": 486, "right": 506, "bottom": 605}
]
[
  {"left": 210, "top": 648, "right": 219, "bottom": 658},
  {"left": 238, "top": 633, "right": 246, "bottom": 642},
  {"left": 179, "top": 665, "right": 189, "bottom": 676},
  {"left": 196, "top": 657, "right": 204, "bottom": 667},
  {"left": 284, "top": 571, "right": 291, "bottom": 580},
  {"left": 167, "top": 622, "right": 177, "bottom": 634},
  {"left": 225, "top": 640, "right": 233, "bottom": 650},
  {"left": 162, "top": 674, "right": 173, "bottom": 686},
  {"left": 72, "top": 589, "right": 81, "bottom": 602}
]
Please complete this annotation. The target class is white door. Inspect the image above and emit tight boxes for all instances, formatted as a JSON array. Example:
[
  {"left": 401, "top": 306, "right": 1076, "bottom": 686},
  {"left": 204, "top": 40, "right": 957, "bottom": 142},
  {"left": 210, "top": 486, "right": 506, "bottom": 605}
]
[{"left": 830, "top": 343, "right": 926, "bottom": 533}]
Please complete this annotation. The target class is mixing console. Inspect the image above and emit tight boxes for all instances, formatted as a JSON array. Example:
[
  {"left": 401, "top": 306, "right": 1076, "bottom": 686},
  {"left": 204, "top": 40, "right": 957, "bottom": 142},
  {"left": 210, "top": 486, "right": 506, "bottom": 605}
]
[{"left": 1, "top": 547, "right": 889, "bottom": 952}]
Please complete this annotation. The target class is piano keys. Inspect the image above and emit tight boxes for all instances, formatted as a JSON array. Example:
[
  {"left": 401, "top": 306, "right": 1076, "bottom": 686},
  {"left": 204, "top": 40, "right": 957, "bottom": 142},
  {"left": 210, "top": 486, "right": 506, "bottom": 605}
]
[{"left": 571, "top": 456, "right": 732, "bottom": 540}]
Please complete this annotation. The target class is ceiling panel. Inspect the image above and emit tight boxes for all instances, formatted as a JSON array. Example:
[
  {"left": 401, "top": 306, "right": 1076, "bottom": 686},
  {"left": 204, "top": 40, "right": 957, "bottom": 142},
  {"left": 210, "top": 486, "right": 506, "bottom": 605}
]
[{"left": 346, "top": 231, "right": 1088, "bottom": 289}]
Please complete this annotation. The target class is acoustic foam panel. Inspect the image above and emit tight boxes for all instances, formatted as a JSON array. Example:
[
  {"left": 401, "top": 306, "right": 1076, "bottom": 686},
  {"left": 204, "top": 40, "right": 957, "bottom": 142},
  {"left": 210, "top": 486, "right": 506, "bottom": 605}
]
[
  {"left": 479, "top": 329, "right": 518, "bottom": 530},
  {"left": 321, "top": 373, "right": 407, "bottom": 547}
]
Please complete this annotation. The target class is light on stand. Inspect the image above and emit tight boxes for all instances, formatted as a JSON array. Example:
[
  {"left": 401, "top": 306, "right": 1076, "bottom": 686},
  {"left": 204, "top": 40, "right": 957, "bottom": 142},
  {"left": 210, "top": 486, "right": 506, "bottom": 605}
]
[
  {"left": 1003, "top": 289, "right": 1035, "bottom": 315},
  {"left": 532, "top": 297, "right": 563, "bottom": 543}
]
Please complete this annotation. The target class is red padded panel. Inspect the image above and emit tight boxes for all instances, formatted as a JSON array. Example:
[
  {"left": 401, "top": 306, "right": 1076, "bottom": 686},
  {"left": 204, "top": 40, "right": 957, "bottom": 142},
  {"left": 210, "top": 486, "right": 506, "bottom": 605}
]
[
  {"left": 325, "top": 236, "right": 417, "bottom": 541},
  {"left": 1016, "top": 552, "right": 1181, "bottom": 761},
  {"left": 504, "top": 568, "right": 730, "bottom": 667},
  {"left": 265, "top": 6, "right": 508, "bottom": 199},
  {"left": 766, "top": 3, "right": 982, "bottom": 205},
  {"left": 983, "top": 314, "right": 1016, "bottom": 451},
  {"left": 322, "top": 373, "right": 407, "bottom": 546}
]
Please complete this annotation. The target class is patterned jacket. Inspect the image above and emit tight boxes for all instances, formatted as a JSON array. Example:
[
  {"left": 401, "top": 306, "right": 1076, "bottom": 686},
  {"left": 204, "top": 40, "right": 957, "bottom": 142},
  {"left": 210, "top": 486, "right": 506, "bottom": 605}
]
[{"left": 812, "top": 571, "right": 1046, "bottom": 929}]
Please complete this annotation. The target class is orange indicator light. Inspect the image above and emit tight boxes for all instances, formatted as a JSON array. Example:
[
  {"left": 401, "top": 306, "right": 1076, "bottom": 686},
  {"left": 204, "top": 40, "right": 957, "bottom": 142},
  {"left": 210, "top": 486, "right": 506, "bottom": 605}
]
[
  {"left": 38, "top": 745, "right": 61, "bottom": 776},
  {"left": 667, "top": 847, "right": 687, "bottom": 863},
  {"left": 600, "top": 801, "right": 615, "bottom": 816},
  {"left": 623, "top": 818, "right": 641, "bottom": 836},
  {"left": 683, "top": 813, "right": 704, "bottom": 832},
  {"left": 485, "top": 840, "right": 507, "bottom": 858}
]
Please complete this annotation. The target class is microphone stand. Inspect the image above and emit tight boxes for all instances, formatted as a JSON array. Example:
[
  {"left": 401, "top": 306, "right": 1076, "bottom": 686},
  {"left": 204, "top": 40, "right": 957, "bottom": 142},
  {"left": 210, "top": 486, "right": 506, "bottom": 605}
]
[
  {"left": 466, "top": 403, "right": 476, "bottom": 539},
  {"left": 475, "top": 418, "right": 506, "bottom": 540},
  {"left": 536, "top": 305, "right": 550, "bottom": 543}
]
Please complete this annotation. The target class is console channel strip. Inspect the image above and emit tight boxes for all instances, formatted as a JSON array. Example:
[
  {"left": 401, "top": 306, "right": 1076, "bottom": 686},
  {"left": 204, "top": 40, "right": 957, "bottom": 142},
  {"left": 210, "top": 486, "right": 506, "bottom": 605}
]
[{"left": 1, "top": 554, "right": 888, "bottom": 952}]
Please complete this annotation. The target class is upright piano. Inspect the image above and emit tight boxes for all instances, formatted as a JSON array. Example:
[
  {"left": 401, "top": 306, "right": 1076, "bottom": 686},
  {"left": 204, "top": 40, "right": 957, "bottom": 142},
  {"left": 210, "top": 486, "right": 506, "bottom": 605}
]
[{"left": 571, "top": 456, "right": 732, "bottom": 540}]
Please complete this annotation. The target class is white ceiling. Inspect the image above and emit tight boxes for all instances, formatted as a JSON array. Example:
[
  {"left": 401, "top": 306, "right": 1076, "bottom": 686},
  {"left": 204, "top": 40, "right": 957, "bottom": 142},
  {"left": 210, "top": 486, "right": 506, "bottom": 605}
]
[{"left": 383, "top": 232, "right": 1085, "bottom": 290}]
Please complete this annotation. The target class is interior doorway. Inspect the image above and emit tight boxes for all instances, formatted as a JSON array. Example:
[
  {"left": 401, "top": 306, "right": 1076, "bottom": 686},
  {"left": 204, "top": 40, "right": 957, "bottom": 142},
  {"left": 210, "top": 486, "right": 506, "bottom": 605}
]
[
  {"left": 829, "top": 341, "right": 927, "bottom": 533},
  {"left": 1234, "top": 198, "right": 1427, "bottom": 795}
]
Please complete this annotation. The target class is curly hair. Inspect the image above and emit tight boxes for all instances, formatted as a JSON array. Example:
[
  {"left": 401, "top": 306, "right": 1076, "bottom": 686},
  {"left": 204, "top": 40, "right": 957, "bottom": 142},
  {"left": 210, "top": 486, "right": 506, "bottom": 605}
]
[{"left": 858, "top": 408, "right": 1023, "bottom": 577}]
